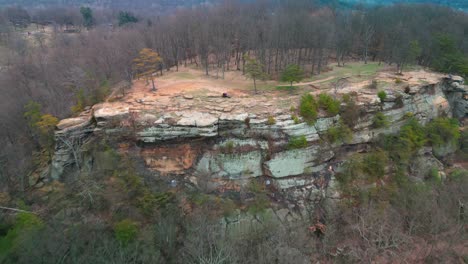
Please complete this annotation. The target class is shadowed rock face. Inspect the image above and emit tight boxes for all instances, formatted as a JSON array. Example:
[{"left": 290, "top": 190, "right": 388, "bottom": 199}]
[
  {"left": 443, "top": 76, "right": 467, "bottom": 119},
  {"left": 51, "top": 76, "right": 465, "bottom": 199}
]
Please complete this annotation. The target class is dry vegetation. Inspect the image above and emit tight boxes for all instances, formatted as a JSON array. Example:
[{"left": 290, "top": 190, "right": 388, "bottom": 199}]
[{"left": 0, "top": 1, "right": 467, "bottom": 263}]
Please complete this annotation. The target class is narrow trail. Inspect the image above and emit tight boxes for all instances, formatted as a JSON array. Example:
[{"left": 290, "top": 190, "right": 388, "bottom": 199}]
[{"left": 276, "top": 75, "right": 340, "bottom": 87}]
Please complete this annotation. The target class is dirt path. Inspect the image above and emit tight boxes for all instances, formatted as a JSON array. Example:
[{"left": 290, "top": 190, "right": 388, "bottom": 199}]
[{"left": 276, "top": 76, "right": 338, "bottom": 87}]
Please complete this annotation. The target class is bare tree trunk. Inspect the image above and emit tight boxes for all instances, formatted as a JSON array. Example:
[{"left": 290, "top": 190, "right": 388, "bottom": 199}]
[
  {"left": 222, "top": 61, "right": 225, "bottom": 79},
  {"left": 242, "top": 52, "right": 246, "bottom": 75},
  {"left": 311, "top": 48, "right": 317, "bottom": 75},
  {"left": 317, "top": 48, "right": 323, "bottom": 74},
  {"left": 0, "top": 206, "right": 37, "bottom": 214},
  {"left": 274, "top": 48, "right": 279, "bottom": 73},
  {"left": 267, "top": 49, "right": 272, "bottom": 75},
  {"left": 297, "top": 48, "right": 302, "bottom": 66},
  {"left": 364, "top": 46, "right": 368, "bottom": 64},
  {"left": 253, "top": 78, "right": 257, "bottom": 94}
]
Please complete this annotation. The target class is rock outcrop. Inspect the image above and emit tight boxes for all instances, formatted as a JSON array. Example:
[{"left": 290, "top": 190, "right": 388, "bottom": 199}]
[
  {"left": 443, "top": 75, "right": 467, "bottom": 118},
  {"left": 50, "top": 75, "right": 466, "bottom": 209}
]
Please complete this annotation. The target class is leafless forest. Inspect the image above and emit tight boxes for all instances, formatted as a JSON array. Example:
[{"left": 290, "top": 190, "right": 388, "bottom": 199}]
[{"left": 0, "top": 1, "right": 467, "bottom": 263}]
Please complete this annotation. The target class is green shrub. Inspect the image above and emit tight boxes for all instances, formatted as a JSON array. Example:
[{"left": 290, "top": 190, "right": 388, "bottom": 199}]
[
  {"left": 114, "top": 219, "right": 138, "bottom": 245},
  {"left": 189, "top": 191, "right": 210, "bottom": 206},
  {"left": 290, "top": 105, "right": 296, "bottom": 112},
  {"left": 245, "top": 180, "right": 270, "bottom": 214},
  {"left": 337, "top": 150, "right": 388, "bottom": 190},
  {"left": 267, "top": 116, "right": 276, "bottom": 125},
  {"left": 223, "top": 140, "right": 235, "bottom": 153},
  {"left": 299, "top": 94, "right": 318, "bottom": 124},
  {"left": 325, "top": 119, "right": 353, "bottom": 144},
  {"left": 379, "top": 118, "right": 426, "bottom": 165},
  {"left": 336, "top": 156, "right": 362, "bottom": 187},
  {"left": 291, "top": 114, "right": 300, "bottom": 124},
  {"left": 340, "top": 97, "right": 361, "bottom": 129},
  {"left": 71, "top": 89, "right": 86, "bottom": 114},
  {"left": 24, "top": 101, "right": 59, "bottom": 155},
  {"left": 0, "top": 213, "right": 44, "bottom": 255},
  {"left": 428, "top": 166, "right": 441, "bottom": 184},
  {"left": 449, "top": 169, "right": 468, "bottom": 181},
  {"left": 288, "top": 135, "right": 308, "bottom": 149},
  {"left": 395, "top": 78, "right": 403, "bottom": 84},
  {"left": 399, "top": 118, "right": 427, "bottom": 151},
  {"left": 372, "top": 112, "right": 389, "bottom": 128},
  {"left": 220, "top": 198, "right": 236, "bottom": 217},
  {"left": 247, "top": 194, "right": 269, "bottom": 215},
  {"left": 342, "top": 93, "right": 351, "bottom": 103},
  {"left": 460, "top": 130, "right": 468, "bottom": 156},
  {"left": 403, "top": 112, "right": 414, "bottom": 119},
  {"left": 377, "top": 90, "right": 387, "bottom": 103},
  {"left": 137, "top": 191, "right": 173, "bottom": 215},
  {"left": 115, "top": 157, "right": 174, "bottom": 215},
  {"left": 361, "top": 150, "right": 388, "bottom": 180},
  {"left": 426, "top": 118, "right": 460, "bottom": 147},
  {"left": 318, "top": 93, "right": 340, "bottom": 115}
]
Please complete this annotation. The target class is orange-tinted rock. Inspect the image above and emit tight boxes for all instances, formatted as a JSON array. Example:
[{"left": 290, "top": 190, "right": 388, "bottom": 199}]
[{"left": 141, "top": 144, "right": 200, "bottom": 175}]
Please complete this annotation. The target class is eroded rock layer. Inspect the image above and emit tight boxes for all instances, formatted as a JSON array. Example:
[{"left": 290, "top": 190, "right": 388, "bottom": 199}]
[{"left": 51, "top": 76, "right": 466, "bottom": 207}]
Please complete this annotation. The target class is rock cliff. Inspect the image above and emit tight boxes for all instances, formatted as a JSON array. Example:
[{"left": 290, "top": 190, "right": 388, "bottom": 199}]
[{"left": 50, "top": 74, "right": 466, "bottom": 213}]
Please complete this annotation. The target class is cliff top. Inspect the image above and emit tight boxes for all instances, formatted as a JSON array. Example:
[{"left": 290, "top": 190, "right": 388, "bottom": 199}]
[{"left": 58, "top": 63, "right": 448, "bottom": 130}]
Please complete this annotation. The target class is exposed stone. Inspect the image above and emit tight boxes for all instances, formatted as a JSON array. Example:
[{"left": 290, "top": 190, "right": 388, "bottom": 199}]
[
  {"left": 314, "top": 116, "right": 340, "bottom": 133},
  {"left": 409, "top": 147, "right": 444, "bottom": 180},
  {"left": 177, "top": 111, "right": 218, "bottom": 127},
  {"left": 265, "top": 146, "right": 334, "bottom": 178},
  {"left": 56, "top": 115, "right": 92, "bottom": 131},
  {"left": 93, "top": 104, "right": 130, "bottom": 121},
  {"left": 450, "top": 75, "right": 464, "bottom": 84},
  {"left": 281, "top": 123, "right": 320, "bottom": 142}
]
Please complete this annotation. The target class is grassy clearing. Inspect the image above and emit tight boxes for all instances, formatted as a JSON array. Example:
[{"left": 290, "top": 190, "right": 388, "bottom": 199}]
[
  {"left": 404, "top": 64, "right": 425, "bottom": 71},
  {"left": 305, "top": 62, "right": 383, "bottom": 83},
  {"left": 172, "top": 72, "right": 197, "bottom": 79},
  {"left": 186, "top": 88, "right": 212, "bottom": 97},
  {"left": 160, "top": 71, "right": 197, "bottom": 80}
]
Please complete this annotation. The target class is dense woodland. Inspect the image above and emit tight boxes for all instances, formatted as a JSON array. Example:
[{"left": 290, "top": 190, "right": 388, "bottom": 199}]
[{"left": 0, "top": 1, "right": 467, "bottom": 263}]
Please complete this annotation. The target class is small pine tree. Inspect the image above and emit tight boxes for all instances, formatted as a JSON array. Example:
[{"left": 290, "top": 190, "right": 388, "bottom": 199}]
[
  {"left": 244, "top": 56, "right": 266, "bottom": 94},
  {"left": 133, "top": 48, "right": 163, "bottom": 91},
  {"left": 118, "top": 11, "right": 138, "bottom": 27},
  {"left": 281, "top": 64, "right": 304, "bottom": 88},
  {"left": 80, "top": 7, "right": 94, "bottom": 29},
  {"left": 24, "top": 101, "right": 58, "bottom": 155},
  {"left": 114, "top": 219, "right": 138, "bottom": 246},
  {"left": 377, "top": 90, "right": 387, "bottom": 103}
]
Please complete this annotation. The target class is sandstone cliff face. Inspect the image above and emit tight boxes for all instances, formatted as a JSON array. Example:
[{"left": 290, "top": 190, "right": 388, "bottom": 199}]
[{"left": 50, "top": 76, "right": 466, "bottom": 208}]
